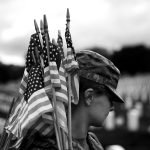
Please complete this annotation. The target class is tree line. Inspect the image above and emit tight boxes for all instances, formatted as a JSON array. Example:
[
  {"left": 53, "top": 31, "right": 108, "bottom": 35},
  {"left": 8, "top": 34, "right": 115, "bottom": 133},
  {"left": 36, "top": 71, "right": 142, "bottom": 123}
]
[{"left": 0, "top": 44, "right": 150, "bottom": 83}]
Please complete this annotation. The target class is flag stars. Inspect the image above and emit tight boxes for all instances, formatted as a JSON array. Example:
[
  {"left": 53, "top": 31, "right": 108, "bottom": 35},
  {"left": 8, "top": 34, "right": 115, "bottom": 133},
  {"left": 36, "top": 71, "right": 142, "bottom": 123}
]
[
  {"left": 57, "top": 33, "right": 65, "bottom": 59},
  {"left": 24, "top": 65, "right": 44, "bottom": 101},
  {"left": 42, "top": 33, "right": 62, "bottom": 68},
  {"left": 26, "top": 33, "right": 42, "bottom": 72}
]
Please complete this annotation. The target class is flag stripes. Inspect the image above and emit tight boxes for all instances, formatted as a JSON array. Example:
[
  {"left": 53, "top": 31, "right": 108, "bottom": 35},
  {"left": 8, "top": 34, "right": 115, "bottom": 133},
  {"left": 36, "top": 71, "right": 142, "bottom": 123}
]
[
  {"left": 7, "top": 88, "right": 53, "bottom": 138},
  {"left": 44, "top": 66, "right": 51, "bottom": 87},
  {"left": 6, "top": 97, "right": 24, "bottom": 126},
  {"left": 5, "top": 65, "right": 53, "bottom": 149},
  {"left": 19, "top": 69, "right": 28, "bottom": 95},
  {"left": 65, "top": 48, "right": 78, "bottom": 72},
  {"left": 65, "top": 25, "right": 79, "bottom": 105},
  {"left": 49, "top": 63, "right": 61, "bottom": 87},
  {"left": 3, "top": 13, "right": 82, "bottom": 149},
  {"left": 55, "top": 64, "right": 68, "bottom": 103},
  {"left": 56, "top": 101, "right": 68, "bottom": 133}
]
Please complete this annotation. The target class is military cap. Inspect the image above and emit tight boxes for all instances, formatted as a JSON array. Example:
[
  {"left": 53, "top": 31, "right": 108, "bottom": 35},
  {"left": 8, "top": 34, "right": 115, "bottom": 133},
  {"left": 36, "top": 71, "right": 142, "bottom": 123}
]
[{"left": 76, "top": 50, "right": 124, "bottom": 103}]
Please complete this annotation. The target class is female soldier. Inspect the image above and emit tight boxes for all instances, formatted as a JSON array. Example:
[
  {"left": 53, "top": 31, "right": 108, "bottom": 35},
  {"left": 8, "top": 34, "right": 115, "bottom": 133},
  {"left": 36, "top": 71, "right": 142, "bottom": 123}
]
[
  {"left": 71, "top": 50, "right": 124, "bottom": 150},
  {"left": 19, "top": 50, "right": 124, "bottom": 150}
]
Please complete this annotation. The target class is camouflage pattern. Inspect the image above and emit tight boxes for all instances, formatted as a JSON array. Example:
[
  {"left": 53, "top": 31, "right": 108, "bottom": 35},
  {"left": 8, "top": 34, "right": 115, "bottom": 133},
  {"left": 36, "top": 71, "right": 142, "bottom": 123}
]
[{"left": 76, "top": 50, "right": 124, "bottom": 103}]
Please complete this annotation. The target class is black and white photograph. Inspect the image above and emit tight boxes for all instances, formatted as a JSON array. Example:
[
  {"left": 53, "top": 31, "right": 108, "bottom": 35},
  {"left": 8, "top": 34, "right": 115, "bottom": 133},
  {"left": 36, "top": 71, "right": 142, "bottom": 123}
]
[{"left": 0, "top": 0, "right": 150, "bottom": 150}]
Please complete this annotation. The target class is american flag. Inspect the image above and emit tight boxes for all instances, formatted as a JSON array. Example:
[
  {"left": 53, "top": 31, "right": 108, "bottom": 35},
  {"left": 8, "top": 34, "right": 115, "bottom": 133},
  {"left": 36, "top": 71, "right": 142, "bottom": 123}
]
[
  {"left": 50, "top": 41, "right": 61, "bottom": 88},
  {"left": 6, "top": 65, "right": 53, "bottom": 148},
  {"left": 56, "top": 31, "right": 68, "bottom": 133},
  {"left": 42, "top": 32, "right": 68, "bottom": 132},
  {"left": 42, "top": 34, "right": 52, "bottom": 93},
  {"left": 56, "top": 31, "right": 68, "bottom": 104},
  {"left": 42, "top": 32, "right": 68, "bottom": 149},
  {"left": 5, "top": 33, "right": 42, "bottom": 129},
  {"left": 65, "top": 26, "right": 78, "bottom": 72},
  {"left": 8, "top": 33, "right": 57, "bottom": 149},
  {"left": 65, "top": 25, "right": 79, "bottom": 104},
  {"left": 42, "top": 34, "right": 61, "bottom": 89},
  {"left": 19, "top": 33, "right": 42, "bottom": 95}
]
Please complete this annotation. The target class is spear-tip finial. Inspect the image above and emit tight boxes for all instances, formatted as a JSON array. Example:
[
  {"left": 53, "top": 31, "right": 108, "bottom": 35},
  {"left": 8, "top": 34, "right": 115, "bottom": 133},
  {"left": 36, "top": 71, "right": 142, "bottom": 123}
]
[
  {"left": 34, "top": 19, "right": 40, "bottom": 33},
  {"left": 43, "top": 14, "right": 48, "bottom": 32},
  {"left": 66, "top": 8, "right": 70, "bottom": 23},
  {"left": 58, "top": 30, "right": 61, "bottom": 36},
  {"left": 40, "top": 20, "right": 44, "bottom": 35}
]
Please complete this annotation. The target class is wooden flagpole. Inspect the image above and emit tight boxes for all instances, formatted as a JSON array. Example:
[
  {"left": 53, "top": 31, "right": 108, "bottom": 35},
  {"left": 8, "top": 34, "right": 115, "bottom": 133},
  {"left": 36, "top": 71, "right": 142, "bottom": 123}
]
[
  {"left": 34, "top": 19, "right": 43, "bottom": 49},
  {"left": 52, "top": 37, "right": 67, "bottom": 150},
  {"left": 34, "top": 20, "right": 45, "bottom": 73},
  {"left": 43, "top": 14, "right": 63, "bottom": 150},
  {"left": 66, "top": 8, "right": 73, "bottom": 150}
]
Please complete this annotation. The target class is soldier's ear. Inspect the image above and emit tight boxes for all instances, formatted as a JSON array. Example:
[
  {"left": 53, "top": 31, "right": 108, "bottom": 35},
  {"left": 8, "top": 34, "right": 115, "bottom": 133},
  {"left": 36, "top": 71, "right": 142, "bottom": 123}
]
[{"left": 84, "top": 88, "right": 94, "bottom": 106}]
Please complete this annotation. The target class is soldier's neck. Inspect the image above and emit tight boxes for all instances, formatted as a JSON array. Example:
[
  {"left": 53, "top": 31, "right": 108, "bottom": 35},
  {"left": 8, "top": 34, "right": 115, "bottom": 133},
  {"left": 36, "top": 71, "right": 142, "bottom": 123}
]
[{"left": 71, "top": 108, "right": 89, "bottom": 139}]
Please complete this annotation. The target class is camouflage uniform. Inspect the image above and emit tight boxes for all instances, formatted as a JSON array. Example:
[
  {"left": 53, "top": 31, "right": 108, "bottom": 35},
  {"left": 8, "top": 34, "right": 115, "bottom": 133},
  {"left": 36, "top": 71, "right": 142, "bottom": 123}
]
[{"left": 72, "top": 132, "right": 104, "bottom": 150}]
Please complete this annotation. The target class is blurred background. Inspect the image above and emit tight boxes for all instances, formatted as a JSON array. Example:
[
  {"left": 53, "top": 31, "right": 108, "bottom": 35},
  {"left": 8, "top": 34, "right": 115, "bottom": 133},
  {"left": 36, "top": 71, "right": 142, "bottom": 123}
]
[{"left": 0, "top": 0, "right": 150, "bottom": 150}]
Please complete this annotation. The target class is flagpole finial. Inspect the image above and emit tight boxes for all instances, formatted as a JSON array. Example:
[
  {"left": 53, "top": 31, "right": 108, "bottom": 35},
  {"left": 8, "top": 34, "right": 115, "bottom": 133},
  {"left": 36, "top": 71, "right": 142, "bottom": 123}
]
[
  {"left": 40, "top": 20, "right": 44, "bottom": 35},
  {"left": 43, "top": 14, "right": 48, "bottom": 33},
  {"left": 34, "top": 19, "right": 40, "bottom": 33},
  {"left": 66, "top": 8, "right": 70, "bottom": 23},
  {"left": 58, "top": 30, "right": 61, "bottom": 36},
  {"left": 34, "top": 19, "right": 43, "bottom": 49}
]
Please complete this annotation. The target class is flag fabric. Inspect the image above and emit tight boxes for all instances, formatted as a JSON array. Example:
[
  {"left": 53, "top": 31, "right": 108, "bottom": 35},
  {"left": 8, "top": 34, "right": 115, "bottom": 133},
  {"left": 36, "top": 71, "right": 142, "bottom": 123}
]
[
  {"left": 42, "top": 32, "right": 68, "bottom": 149},
  {"left": 49, "top": 42, "right": 61, "bottom": 88},
  {"left": 19, "top": 33, "right": 42, "bottom": 95},
  {"left": 56, "top": 32, "right": 68, "bottom": 104},
  {"left": 19, "top": 34, "right": 35, "bottom": 95},
  {"left": 6, "top": 65, "right": 53, "bottom": 148},
  {"left": 43, "top": 32, "right": 68, "bottom": 133},
  {"left": 5, "top": 33, "right": 42, "bottom": 130},
  {"left": 65, "top": 26, "right": 78, "bottom": 72},
  {"left": 42, "top": 34, "right": 61, "bottom": 89},
  {"left": 65, "top": 25, "right": 79, "bottom": 104},
  {"left": 3, "top": 34, "right": 38, "bottom": 149},
  {"left": 56, "top": 32, "right": 68, "bottom": 133},
  {"left": 43, "top": 30, "right": 68, "bottom": 129},
  {"left": 9, "top": 33, "right": 58, "bottom": 149},
  {"left": 42, "top": 34, "right": 52, "bottom": 94}
]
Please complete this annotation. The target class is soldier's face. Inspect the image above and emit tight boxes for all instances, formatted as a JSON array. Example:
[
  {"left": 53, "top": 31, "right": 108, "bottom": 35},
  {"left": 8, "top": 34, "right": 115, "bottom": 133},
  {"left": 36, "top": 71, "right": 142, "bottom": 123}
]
[{"left": 89, "top": 94, "right": 113, "bottom": 127}]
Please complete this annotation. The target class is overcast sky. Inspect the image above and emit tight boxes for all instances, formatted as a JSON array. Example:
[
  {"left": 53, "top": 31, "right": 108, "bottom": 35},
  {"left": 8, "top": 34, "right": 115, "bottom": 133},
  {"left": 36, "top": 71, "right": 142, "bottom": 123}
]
[{"left": 1, "top": 0, "right": 150, "bottom": 65}]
